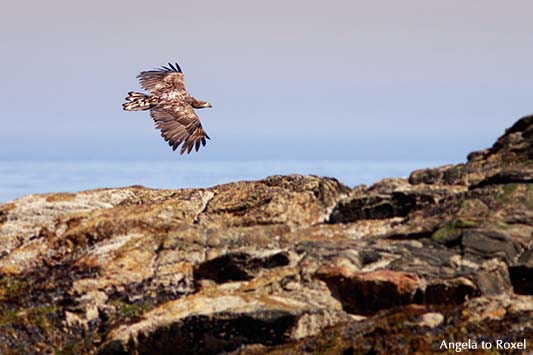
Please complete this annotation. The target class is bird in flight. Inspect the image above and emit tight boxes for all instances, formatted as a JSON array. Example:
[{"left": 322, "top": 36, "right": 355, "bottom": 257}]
[{"left": 123, "top": 62, "right": 212, "bottom": 154}]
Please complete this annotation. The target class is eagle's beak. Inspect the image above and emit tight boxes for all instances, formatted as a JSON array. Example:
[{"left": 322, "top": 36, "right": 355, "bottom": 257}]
[{"left": 207, "top": 103, "right": 213, "bottom": 108}]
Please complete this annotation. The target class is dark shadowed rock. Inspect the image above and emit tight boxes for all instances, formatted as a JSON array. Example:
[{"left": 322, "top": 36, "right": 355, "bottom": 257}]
[
  {"left": 329, "top": 179, "right": 465, "bottom": 223},
  {"left": 233, "top": 294, "right": 533, "bottom": 355},
  {"left": 0, "top": 115, "right": 531, "bottom": 354},
  {"left": 194, "top": 250, "right": 292, "bottom": 284},
  {"left": 315, "top": 267, "right": 421, "bottom": 315}
]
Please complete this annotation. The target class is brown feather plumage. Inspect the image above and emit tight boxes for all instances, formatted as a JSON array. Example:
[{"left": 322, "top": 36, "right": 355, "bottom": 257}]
[{"left": 123, "top": 63, "right": 211, "bottom": 154}]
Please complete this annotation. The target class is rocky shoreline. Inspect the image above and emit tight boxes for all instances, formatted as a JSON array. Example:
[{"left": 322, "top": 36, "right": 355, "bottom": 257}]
[{"left": 0, "top": 115, "right": 531, "bottom": 354}]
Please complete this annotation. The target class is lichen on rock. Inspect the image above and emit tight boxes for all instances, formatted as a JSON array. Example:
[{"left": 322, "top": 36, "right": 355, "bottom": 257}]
[{"left": 0, "top": 115, "right": 532, "bottom": 354}]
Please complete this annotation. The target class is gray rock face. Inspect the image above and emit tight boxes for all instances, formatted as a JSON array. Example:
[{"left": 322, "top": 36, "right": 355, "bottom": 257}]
[{"left": 0, "top": 115, "right": 531, "bottom": 355}]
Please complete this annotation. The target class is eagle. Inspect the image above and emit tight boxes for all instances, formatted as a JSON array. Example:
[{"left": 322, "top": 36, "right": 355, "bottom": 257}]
[{"left": 123, "top": 62, "right": 212, "bottom": 154}]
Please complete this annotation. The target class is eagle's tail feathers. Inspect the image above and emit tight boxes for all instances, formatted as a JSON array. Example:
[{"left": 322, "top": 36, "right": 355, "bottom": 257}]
[{"left": 123, "top": 92, "right": 155, "bottom": 111}]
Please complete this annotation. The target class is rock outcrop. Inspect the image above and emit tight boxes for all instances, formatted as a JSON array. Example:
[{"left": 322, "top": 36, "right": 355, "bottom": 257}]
[{"left": 0, "top": 115, "right": 531, "bottom": 355}]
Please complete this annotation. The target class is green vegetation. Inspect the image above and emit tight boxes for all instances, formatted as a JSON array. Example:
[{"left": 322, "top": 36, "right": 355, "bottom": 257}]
[
  {"left": 454, "top": 219, "right": 477, "bottom": 228},
  {"left": 0, "top": 308, "right": 19, "bottom": 327},
  {"left": 0, "top": 276, "right": 22, "bottom": 301},
  {"left": 0, "top": 305, "right": 57, "bottom": 329},
  {"left": 498, "top": 183, "right": 518, "bottom": 203},
  {"left": 431, "top": 219, "right": 476, "bottom": 243},
  {"left": 109, "top": 298, "right": 153, "bottom": 320}
]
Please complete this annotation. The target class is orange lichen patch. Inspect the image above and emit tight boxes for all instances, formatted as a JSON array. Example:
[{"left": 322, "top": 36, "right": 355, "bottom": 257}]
[
  {"left": 45, "top": 193, "right": 76, "bottom": 202},
  {"left": 0, "top": 263, "right": 24, "bottom": 276},
  {"left": 357, "top": 270, "right": 420, "bottom": 293},
  {"left": 489, "top": 307, "right": 506, "bottom": 319},
  {"left": 0, "top": 276, "right": 22, "bottom": 301},
  {"left": 74, "top": 254, "right": 101, "bottom": 270},
  {"left": 316, "top": 268, "right": 422, "bottom": 315},
  {"left": 154, "top": 261, "right": 195, "bottom": 282},
  {"left": 51, "top": 190, "right": 212, "bottom": 251},
  {"left": 72, "top": 233, "right": 164, "bottom": 290}
]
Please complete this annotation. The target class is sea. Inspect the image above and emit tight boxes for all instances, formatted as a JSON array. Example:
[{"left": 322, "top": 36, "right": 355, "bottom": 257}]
[{"left": 0, "top": 159, "right": 449, "bottom": 203}]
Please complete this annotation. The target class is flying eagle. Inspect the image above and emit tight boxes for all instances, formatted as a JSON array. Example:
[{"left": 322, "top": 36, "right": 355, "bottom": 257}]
[{"left": 123, "top": 62, "right": 212, "bottom": 154}]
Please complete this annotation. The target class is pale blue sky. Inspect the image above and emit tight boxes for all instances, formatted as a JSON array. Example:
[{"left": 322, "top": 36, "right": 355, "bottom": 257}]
[{"left": 1, "top": 0, "right": 532, "bottom": 160}]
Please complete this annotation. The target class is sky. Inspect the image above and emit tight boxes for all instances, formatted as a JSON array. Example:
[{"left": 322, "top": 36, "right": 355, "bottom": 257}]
[{"left": 1, "top": 0, "right": 532, "bottom": 161}]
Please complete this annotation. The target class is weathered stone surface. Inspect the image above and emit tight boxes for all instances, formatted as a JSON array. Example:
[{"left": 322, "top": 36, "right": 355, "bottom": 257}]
[
  {"left": 196, "top": 175, "right": 350, "bottom": 229},
  {"left": 0, "top": 115, "right": 531, "bottom": 354},
  {"left": 234, "top": 294, "right": 533, "bottom": 355},
  {"left": 409, "top": 114, "right": 533, "bottom": 187},
  {"left": 193, "top": 250, "right": 292, "bottom": 284},
  {"left": 315, "top": 268, "right": 421, "bottom": 315},
  {"left": 329, "top": 178, "right": 465, "bottom": 223}
]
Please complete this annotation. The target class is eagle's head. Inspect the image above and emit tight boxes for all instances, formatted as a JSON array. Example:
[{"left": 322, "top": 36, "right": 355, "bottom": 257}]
[
  {"left": 196, "top": 101, "right": 212, "bottom": 109},
  {"left": 192, "top": 99, "right": 212, "bottom": 109}
]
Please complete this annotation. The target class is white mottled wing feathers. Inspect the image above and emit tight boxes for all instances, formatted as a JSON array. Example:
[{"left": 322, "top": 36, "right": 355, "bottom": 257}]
[{"left": 137, "top": 71, "right": 186, "bottom": 96}]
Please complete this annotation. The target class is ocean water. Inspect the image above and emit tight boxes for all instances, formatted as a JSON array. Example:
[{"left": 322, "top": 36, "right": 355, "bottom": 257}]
[{"left": 0, "top": 160, "right": 449, "bottom": 203}]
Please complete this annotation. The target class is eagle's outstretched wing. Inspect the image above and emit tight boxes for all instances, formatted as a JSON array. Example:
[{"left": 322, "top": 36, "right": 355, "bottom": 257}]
[
  {"left": 151, "top": 105, "right": 210, "bottom": 155},
  {"left": 137, "top": 63, "right": 186, "bottom": 96},
  {"left": 133, "top": 62, "right": 210, "bottom": 154}
]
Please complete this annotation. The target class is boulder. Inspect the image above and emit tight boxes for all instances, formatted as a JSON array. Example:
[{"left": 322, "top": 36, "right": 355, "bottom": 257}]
[{"left": 0, "top": 115, "right": 531, "bottom": 354}]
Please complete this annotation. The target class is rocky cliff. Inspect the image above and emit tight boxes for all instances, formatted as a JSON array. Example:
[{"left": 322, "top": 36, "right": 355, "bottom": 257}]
[{"left": 0, "top": 115, "right": 531, "bottom": 355}]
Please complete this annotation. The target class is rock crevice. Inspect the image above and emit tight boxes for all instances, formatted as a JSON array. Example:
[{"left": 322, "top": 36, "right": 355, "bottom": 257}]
[{"left": 0, "top": 115, "right": 531, "bottom": 354}]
